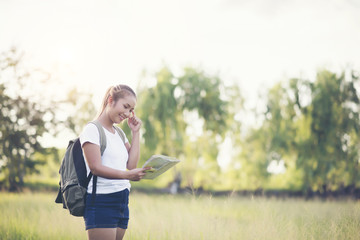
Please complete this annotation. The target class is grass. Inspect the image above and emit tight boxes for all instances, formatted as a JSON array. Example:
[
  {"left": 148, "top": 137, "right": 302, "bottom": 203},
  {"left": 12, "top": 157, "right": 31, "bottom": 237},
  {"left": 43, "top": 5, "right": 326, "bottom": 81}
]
[{"left": 1, "top": 191, "right": 360, "bottom": 240}]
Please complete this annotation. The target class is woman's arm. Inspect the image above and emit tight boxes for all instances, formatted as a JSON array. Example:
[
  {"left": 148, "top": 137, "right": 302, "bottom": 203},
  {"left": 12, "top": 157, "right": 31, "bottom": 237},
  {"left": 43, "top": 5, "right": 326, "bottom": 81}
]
[
  {"left": 126, "top": 131, "right": 140, "bottom": 170},
  {"left": 82, "top": 142, "right": 146, "bottom": 181},
  {"left": 126, "top": 113, "right": 142, "bottom": 170}
]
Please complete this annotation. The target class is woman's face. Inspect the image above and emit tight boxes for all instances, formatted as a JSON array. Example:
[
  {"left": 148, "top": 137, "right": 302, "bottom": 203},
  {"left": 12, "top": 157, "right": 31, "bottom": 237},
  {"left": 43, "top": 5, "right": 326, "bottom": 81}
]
[{"left": 108, "top": 95, "right": 137, "bottom": 124}]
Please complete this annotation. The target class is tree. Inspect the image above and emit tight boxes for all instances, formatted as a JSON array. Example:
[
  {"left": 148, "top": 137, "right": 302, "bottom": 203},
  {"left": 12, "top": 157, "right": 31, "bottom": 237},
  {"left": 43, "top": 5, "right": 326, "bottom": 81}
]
[
  {"left": 0, "top": 48, "right": 56, "bottom": 191},
  {"left": 235, "top": 82, "right": 300, "bottom": 190},
  {"left": 136, "top": 66, "right": 236, "bottom": 189},
  {"left": 295, "top": 70, "right": 360, "bottom": 193},
  {"left": 245, "top": 69, "right": 360, "bottom": 193},
  {"left": 62, "top": 88, "right": 97, "bottom": 136},
  {"left": 137, "top": 67, "right": 185, "bottom": 159}
]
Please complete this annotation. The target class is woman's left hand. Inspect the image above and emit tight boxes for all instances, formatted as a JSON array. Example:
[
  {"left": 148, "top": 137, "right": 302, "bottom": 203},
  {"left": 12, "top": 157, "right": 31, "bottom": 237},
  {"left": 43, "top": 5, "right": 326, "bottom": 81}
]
[{"left": 127, "top": 112, "right": 142, "bottom": 133}]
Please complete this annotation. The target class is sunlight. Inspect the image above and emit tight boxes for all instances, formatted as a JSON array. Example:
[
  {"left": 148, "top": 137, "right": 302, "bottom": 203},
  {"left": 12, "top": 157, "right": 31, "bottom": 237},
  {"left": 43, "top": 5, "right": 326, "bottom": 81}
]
[
  {"left": 267, "top": 160, "right": 286, "bottom": 175},
  {"left": 217, "top": 136, "right": 232, "bottom": 170},
  {"left": 56, "top": 46, "right": 74, "bottom": 64}
]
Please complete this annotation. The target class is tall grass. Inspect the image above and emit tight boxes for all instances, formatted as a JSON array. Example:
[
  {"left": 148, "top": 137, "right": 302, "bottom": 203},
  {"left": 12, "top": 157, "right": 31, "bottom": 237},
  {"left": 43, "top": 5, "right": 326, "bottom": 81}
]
[
  {"left": 0, "top": 192, "right": 85, "bottom": 240},
  {"left": 1, "top": 192, "right": 360, "bottom": 240}
]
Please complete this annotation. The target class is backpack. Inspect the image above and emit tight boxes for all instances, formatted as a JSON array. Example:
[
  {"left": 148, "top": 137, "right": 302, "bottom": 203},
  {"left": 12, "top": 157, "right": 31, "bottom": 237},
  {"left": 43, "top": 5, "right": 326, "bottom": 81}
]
[{"left": 55, "top": 120, "right": 126, "bottom": 217}]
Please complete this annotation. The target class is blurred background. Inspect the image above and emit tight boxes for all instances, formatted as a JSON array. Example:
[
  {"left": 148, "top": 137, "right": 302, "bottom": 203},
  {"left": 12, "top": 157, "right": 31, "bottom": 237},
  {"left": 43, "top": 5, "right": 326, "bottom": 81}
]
[{"left": 1, "top": 0, "right": 360, "bottom": 197}]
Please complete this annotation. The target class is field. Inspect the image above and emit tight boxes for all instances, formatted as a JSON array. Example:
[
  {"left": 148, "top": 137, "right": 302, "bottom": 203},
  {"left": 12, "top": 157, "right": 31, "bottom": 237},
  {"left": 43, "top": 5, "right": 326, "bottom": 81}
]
[{"left": 1, "top": 191, "right": 360, "bottom": 240}]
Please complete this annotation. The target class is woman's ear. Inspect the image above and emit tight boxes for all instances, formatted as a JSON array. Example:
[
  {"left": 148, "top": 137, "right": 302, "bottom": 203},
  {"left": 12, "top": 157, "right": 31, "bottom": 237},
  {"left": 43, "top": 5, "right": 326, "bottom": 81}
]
[{"left": 108, "top": 95, "right": 114, "bottom": 105}]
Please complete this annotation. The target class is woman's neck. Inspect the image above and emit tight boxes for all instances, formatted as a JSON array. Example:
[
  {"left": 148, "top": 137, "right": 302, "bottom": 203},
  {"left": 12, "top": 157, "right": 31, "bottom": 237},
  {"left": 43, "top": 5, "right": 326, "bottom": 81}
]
[{"left": 97, "top": 112, "right": 114, "bottom": 132}]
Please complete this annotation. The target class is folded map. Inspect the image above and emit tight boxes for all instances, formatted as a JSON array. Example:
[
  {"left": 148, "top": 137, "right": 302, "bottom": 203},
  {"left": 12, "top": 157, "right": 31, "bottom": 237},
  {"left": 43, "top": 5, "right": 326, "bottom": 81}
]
[{"left": 142, "top": 155, "right": 180, "bottom": 179}]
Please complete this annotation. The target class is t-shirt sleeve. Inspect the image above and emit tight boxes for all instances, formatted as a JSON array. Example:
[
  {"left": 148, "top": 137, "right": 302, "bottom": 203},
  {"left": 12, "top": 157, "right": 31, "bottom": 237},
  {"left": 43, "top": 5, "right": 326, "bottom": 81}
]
[{"left": 79, "top": 123, "right": 100, "bottom": 147}]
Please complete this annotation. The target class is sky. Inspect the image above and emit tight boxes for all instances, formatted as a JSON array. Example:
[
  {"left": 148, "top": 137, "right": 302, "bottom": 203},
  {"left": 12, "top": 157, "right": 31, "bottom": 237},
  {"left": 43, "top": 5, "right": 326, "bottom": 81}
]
[
  {"left": 1, "top": 0, "right": 359, "bottom": 107},
  {"left": 1, "top": 0, "right": 360, "bottom": 169}
]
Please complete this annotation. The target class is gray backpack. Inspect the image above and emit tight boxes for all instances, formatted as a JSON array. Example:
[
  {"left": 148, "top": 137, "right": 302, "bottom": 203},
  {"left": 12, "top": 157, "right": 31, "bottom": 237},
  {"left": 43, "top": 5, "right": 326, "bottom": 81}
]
[{"left": 55, "top": 121, "right": 125, "bottom": 216}]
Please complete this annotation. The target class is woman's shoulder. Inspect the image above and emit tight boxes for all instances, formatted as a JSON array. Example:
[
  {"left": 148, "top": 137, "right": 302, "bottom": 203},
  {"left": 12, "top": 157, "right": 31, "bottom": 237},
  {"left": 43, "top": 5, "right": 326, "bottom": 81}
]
[
  {"left": 83, "top": 122, "right": 99, "bottom": 132},
  {"left": 79, "top": 122, "right": 100, "bottom": 145}
]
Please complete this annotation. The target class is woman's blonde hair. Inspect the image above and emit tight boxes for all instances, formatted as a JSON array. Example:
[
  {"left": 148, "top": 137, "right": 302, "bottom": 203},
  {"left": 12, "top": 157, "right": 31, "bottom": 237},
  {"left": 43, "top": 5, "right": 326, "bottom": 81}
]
[{"left": 98, "top": 84, "right": 136, "bottom": 116}]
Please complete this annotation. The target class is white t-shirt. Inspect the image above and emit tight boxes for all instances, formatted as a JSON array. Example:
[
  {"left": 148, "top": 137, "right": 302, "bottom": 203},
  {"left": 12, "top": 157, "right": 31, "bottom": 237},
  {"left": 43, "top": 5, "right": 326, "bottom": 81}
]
[{"left": 79, "top": 123, "right": 131, "bottom": 194}]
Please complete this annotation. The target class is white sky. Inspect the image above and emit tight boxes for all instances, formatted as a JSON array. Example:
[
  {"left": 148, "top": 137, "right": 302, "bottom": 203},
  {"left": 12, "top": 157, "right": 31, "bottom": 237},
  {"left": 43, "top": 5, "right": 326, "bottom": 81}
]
[
  {"left": 1, "top": 0, "right": 360, "bottom": 168},
  {"left": 1, "top": 0, "right": 359, "bottom": 108}
]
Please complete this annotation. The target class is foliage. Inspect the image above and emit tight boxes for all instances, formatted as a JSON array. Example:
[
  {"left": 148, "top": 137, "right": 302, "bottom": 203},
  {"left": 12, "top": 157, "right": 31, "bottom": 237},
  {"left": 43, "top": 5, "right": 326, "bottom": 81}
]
[
  {"left": 63, "top": 88, "right": 97, "bottom": 136},
  {"left": 0, "top": 48, "right": 56, "bottom": 191},
  {"left": 136, "top": 67, "right": 240, "bottom": 189},
  {"left": 295, "top": 70, "right": 360, "bottom": 192},
  {"left": 138, "top": 67, "right": 184, "bottom": 158},
  {"left": 0, "top": 47, "right": 98, "bottom": 191},
  {"left": 245, "top": 69, "right": 360, "bottom": 193},
  {"left": 136, "top": 66, "right": 360, "bottom": 193},
  {"left": 2, "top": 46, "right": 360, "bottom": 193}
]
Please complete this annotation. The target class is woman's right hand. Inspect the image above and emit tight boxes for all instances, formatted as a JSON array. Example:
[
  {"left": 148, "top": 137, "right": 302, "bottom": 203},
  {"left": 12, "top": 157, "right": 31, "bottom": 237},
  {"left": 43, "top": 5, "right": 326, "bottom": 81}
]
[{"left": 125, "top": 167, "right": 151, "bottom": 181}]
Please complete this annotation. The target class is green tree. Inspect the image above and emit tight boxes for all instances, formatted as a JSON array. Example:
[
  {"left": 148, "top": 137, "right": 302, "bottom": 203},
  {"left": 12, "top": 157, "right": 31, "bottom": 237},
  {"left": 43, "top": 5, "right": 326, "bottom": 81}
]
[
  {"left": 178, "top": 68, "right": 229, "bottom": 134},
  {"left": 0, "top": 48, "right": 56, "bottom": 191},
  {"left": 245, "top": 69, "right": 360, "bottom": 193},
  {"left": 136, "top": 67, "right": 235, "bottom": 189},
  {"left": 232, "top": 82, "right": 300, "bottom": 190},
  {"left": 62, "top": 88, "right": 97, "bottom": 136},
  {"left": 178, "top": 68, "right": 230, "bottom": 189},
  {"left": 295, "top": 70, "right": 360, "bottom": 193},
  {"left": 137, "top": 67, "right": 185, "bottom": 159}
]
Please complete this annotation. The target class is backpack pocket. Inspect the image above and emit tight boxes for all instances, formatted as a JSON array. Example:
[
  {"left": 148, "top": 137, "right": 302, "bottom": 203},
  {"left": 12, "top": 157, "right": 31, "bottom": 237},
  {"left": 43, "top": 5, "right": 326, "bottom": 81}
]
[{"left": 62, "top": 184, "right": 87, "bottom": 217}]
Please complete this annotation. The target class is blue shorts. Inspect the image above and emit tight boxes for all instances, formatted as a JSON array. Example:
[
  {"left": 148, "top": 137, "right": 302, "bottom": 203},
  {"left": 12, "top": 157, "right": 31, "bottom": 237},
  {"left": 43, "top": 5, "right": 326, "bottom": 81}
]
[{"left": 84, "top": 189, "right": 130, "bottom": 230}]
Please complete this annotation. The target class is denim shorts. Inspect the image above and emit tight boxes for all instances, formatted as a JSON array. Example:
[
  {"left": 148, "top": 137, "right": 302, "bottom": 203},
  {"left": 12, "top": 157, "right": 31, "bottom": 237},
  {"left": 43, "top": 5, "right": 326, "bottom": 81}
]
[{"left": 84, "top": 189, "right": 130, "bottom": 230}]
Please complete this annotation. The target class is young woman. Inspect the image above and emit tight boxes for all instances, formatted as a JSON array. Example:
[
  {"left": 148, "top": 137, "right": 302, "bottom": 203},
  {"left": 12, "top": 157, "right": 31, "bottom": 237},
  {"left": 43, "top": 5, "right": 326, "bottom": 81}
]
[{"left": 79, "top": 84, "right": 149, "bottom": 240}]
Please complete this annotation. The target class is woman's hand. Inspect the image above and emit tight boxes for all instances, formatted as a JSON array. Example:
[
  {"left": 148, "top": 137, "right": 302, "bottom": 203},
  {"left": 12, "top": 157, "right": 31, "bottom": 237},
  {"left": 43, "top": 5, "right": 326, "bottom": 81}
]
[
  {"left": 127, "top": 112, "right": 142, "bottom": 133},
  {"left": 125, "top": 167, "right": 151, "bottom": 181}
]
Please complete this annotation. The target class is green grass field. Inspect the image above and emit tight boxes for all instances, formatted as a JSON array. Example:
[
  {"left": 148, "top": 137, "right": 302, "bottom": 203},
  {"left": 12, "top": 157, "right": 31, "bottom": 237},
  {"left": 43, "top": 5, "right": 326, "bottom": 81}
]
[{"left": 1, "top": 191, "right": 360, "bottom": 240}]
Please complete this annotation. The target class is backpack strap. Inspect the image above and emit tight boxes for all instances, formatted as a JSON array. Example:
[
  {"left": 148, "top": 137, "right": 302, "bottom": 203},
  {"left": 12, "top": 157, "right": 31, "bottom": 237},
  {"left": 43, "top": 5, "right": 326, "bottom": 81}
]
[
  {"left": 90, "top": 120, "right": 107, "bottom": 155},
  {"left": 88, "top": 120, "right": 107, "bottom": 201},
  {"left": 114, "top": 126, "right": 126, "bottom": 144}
]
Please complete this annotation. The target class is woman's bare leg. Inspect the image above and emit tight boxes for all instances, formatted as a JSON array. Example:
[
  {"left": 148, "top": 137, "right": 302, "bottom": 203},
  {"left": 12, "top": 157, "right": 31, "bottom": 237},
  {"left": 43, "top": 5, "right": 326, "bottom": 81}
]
[
  {"left": 116, "top": 228, "right": 126, "bottom": 240},
  {"left": 87, "top": 228, "right": 116, "bottom": 240}
]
